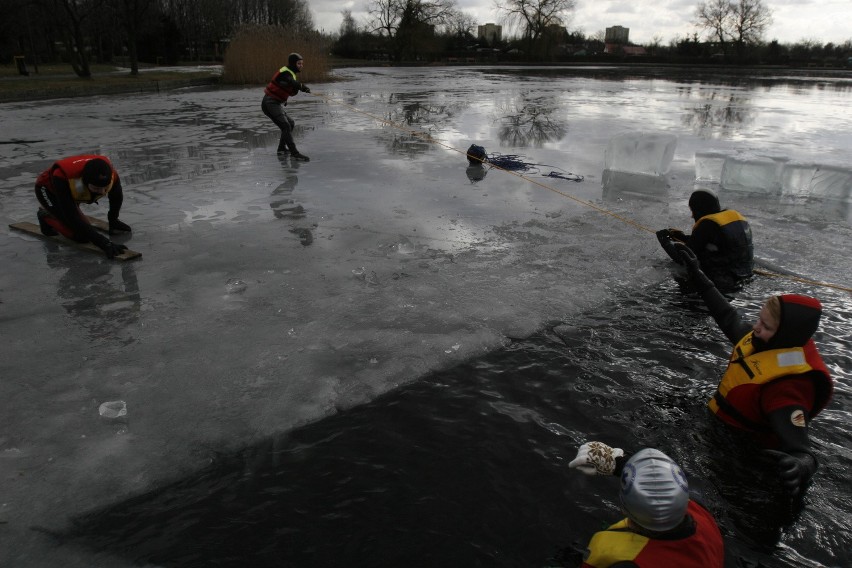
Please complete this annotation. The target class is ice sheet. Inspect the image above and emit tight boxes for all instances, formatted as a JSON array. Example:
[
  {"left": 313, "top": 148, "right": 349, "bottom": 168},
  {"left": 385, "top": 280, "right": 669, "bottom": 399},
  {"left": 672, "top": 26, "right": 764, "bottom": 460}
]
[{"left": 1, "top": 67, "right": 851, "bottom": 567}]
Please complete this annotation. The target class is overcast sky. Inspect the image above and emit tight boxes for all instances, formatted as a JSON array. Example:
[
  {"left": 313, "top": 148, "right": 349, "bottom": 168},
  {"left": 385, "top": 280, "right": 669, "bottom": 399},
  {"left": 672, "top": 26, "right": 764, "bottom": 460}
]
[{"left": 309, "top": 0, "right": 851, "bottom": 46}]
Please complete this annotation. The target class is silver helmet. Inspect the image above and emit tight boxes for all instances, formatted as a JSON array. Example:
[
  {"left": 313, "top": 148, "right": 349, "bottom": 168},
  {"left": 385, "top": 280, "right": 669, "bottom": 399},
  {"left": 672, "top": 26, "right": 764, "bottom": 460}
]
[{"left": 619, "top": 448, "right": 689, "bottom": 532}]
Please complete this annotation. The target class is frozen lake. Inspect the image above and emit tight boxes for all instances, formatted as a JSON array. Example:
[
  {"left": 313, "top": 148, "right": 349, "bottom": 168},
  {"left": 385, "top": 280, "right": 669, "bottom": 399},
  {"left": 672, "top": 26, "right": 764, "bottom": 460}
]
[{"left": 1, "top": 66, "right": 851, "bottom": 566}]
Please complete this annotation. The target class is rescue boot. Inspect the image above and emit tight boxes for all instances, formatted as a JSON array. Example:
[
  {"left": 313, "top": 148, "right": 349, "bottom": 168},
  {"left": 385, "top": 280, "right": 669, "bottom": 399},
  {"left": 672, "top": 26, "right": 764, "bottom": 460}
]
[
  {"left": 37, "top": 209, "right": 57, "bottom": 236},
  {"left": 108, "top": 211, "right": 131, "bottom": 235}
]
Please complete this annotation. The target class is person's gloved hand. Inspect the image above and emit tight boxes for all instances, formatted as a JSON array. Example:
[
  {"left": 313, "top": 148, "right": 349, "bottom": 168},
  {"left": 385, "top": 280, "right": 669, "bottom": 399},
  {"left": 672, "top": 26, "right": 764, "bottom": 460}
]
[
  {"left": 765, "top": 450, "right": 817, "bottom": 497},
  {"left": 301, "top": 84, "right": 311, "bottom": 93},
  {"left": 569, "top": 441, "right": 624, "bottom": 476},
  {"left": 674, "top": 242, "right": 715, "bottom": 292},
  {"left": 102, "top": 242, "right": 128, "bottom": 259},
  {"left": 668, "top": 228, "right": 687, "bottom": 242}
]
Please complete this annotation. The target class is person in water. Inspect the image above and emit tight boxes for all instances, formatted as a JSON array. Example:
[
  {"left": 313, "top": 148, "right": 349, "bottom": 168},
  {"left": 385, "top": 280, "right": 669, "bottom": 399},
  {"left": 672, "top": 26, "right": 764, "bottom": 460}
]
[
  {"left": 261, "top": 52, "right": 311, "bottom": 161},
  {"left": 677, "top": 243, "right": 833, "bottom": 497},
  {"left": 569, "top": 443, "right": 724, "bottom": 567},
  {"left": 657, "top": 189, "right": 753, "bottom": 290},
  {"left": 34, "top": 154, "right": 131, "bottom": 259}
]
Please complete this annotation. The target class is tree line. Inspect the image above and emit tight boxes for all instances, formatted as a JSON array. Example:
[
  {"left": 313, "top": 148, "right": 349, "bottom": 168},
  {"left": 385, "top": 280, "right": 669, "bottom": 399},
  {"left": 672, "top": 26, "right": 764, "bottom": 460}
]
[
  {"left": 2, "top": 0, "right": 849, "bottom": 77},
  {"left": 1, "top": 0, "right": 315, "bottom": 76}
]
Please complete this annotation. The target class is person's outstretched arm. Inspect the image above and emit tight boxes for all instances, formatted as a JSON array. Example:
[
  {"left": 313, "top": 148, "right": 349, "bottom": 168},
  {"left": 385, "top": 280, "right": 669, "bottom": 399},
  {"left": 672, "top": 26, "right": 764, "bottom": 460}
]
[{"left": 675, "top": 243, "right": 751, "bottom": 344}]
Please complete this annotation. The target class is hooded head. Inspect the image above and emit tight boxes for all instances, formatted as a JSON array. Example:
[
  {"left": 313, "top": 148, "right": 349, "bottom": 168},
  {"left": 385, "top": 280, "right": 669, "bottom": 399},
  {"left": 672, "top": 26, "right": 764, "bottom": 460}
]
[
  {"left": 754, "top": 294, "right": 822, "bottom": 351},
  {"left": 619, "top": 449, "right": 689, "bottom": 533},
  {"left": 688, "top": 189, "right": 721, "bottom": 221},
  {"left": 81, "top": 158, "right": 114, "bottom": 192},
  {"left": 287, "top": 52, "right": 303, "bottom": 72}
]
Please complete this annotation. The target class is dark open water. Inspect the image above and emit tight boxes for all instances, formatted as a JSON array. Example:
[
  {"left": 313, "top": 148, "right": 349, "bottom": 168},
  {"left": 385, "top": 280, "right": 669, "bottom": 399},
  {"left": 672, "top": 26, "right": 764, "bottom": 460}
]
[{"left": 63, "top": 275, "right": 851, "bottom": 567}]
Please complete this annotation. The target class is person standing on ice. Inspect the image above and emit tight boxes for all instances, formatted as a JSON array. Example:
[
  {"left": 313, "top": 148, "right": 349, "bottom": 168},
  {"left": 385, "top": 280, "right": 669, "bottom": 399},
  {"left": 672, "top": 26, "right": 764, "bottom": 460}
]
[
  {"left": 676, "top": 242, "right": 833, "bottom": 498},
  {"left": 261, "top": 52, "right": 311, "bottom": 161},
  {"left": 35, "top": 154, "right": 131, "bottom": 259},
  {"left": 656, "top": 189, "right": 753, "bottom": 290},
  {"left": 568, "top": 444, "right": 724, "bottom": 567}
]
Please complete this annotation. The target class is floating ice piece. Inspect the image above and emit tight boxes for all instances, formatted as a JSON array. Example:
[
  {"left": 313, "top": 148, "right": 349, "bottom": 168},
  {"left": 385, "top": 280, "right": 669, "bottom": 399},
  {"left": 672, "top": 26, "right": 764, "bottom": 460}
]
[
  {"left": 694, "top": 151, "right": 727, "bottom": 182},
  {"left": 720, "top": 155, "right": 785, "bottom": 194},
  {"left": 99, "top": 400, "right": 127, "bottom": 419},
  {"left": 780, "top": 162, "right": 852, "bottom": 199},
  {"left": 604, "top": 132, "right": 677, "bottom": 176},
  {"left": 602, "top": 170, "right": 668, "bottom": 199},
  {"left": 225, "top": 278, "right": 247, "bottom": 294},
  {"left": 392, "top": 237, "right": 415, "bottom": 254}
]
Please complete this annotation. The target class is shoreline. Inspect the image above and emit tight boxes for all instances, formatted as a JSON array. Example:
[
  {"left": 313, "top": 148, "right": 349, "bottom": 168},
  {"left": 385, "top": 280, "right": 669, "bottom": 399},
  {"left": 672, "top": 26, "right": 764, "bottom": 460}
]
[{"left": 1, "top": 63, "right": 849, "bottom": 105}]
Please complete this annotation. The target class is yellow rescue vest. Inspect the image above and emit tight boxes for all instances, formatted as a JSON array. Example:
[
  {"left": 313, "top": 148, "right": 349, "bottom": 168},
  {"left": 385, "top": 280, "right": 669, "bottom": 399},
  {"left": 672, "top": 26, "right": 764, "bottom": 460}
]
[
  {"left": 692, "top": 209, "right": 746, "bottom": 230},
  {"left": 709, "top": 332, "right": 829, "bottom": 430}
]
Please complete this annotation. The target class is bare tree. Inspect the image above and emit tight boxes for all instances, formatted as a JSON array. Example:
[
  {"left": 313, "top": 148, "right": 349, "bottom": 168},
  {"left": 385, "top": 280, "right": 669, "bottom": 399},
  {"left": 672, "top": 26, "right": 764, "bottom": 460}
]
[
  {"left": 496, "top": 0, "right": 576, "bottom": 58},
  {"left": 112, "top": 0, "right": 156, "bottom": 75},
  {"left": 695, "top": 0, "right": 771, "bottom": 60},
  {"left": 730, "top": 0, "right": 772, "bottom": 59},
  {"left": 442, "top": 8, "right": 477, "bottom": 38},
  {"left": 695, "top": 0, "right": 731, "bottom": 55},
  {"left": 339, "top": 9, "right": 358, "bottom": 36},
  {"left": 55, "top": 0, "right": 106, "bottom": 77},
  {"left": 367, "top": 0, "right": 456, "bottom": 60}
]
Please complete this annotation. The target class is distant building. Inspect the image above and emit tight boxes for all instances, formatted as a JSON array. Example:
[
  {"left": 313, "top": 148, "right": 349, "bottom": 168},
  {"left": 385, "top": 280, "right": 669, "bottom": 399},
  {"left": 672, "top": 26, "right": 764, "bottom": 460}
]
[
  {"left": 478, "top": 23, "right": 502, "bottom": 45},
  {"left": 605, "top": 25, "right": 629, "bottom": 44}
]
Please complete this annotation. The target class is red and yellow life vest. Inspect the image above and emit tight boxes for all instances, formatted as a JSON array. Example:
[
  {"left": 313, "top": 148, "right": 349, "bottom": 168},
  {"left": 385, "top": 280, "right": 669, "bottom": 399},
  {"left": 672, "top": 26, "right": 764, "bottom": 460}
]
[
  {"left": 37, "top": 154, "right": 115, "bottom": 204},
  {"left": 692, "top": 209, "right": 746, "bottom": 231},
  {"left": 264, "top": 66, "right": 299, "bottom": 102},
  {"left": 709, "top": 331, "right": 832, "bottom": 431},
  {"left": 582, "top": 501, "right": 723, "bottom": 567}
]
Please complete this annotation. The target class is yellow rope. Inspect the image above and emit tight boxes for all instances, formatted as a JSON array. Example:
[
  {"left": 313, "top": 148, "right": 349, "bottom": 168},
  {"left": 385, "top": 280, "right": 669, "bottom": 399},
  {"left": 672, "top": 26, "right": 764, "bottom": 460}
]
[{"left": 308, "top": 92, "right": 851, "bottom": 295}]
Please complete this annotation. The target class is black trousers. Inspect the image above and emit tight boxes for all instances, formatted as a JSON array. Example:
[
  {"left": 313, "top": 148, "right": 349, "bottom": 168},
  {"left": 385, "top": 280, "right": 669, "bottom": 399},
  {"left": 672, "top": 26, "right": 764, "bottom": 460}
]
[{"left": 261, "top": 94, "right": 296, "bottom": 153}]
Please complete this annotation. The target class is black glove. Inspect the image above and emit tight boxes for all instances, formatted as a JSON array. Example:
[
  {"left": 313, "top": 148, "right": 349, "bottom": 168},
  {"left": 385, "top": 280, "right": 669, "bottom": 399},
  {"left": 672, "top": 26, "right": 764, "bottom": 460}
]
[
  {"left": 656, "top": 229, "right": 680, "bottom": 262},
  {"left": 674, "top": 242, "right": 715, "bottom": 292},
  {"left": 300, "top": 84, "right": 311, "bottom": 93},
  {"left": 100, "top": 241, "right": 128, "bottom": 259},
  {"left": 669, "top": 228, "right": 687, "bottom": 242},
  {"left": 765, "top": 450, "right": 817, "bottom": 497}
]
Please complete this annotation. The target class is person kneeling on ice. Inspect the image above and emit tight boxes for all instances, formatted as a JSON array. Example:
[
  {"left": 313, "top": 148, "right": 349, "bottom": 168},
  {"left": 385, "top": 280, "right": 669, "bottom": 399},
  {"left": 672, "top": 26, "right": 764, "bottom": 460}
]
[
  {"left": 35, "top": 154, "right": 131, "bottom": 259},
  {"left": 656, "top": 189, "right": 753, "bottom": 290},
  {"left": 677, "top": 242, "right": 833, "bottom": 497},
  {"left": 569, "top": 443, "right": 724, "bottom": 568}
]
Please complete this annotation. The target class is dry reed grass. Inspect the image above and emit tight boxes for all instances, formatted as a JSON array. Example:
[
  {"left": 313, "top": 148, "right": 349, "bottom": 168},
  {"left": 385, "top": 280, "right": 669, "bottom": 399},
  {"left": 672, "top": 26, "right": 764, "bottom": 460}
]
[{"left": 222, "top": 24, "right": 330, "bottom": 85}]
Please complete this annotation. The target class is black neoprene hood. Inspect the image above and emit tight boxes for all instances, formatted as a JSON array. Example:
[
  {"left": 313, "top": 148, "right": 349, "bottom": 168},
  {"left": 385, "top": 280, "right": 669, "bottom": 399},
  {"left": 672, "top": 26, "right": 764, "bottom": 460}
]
[{"left": 768, "top": 294, "right": 822, "bottom": 349}]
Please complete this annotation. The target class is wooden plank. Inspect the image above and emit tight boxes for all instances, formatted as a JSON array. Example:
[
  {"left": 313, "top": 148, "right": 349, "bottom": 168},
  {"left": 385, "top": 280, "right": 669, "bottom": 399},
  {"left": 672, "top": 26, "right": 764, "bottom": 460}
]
[
  {"left": 85, "top": 215, "right": 111, "bottom": 233},
  {"left": 9, "top": 222, "right": 142, "bottom": 261}
]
